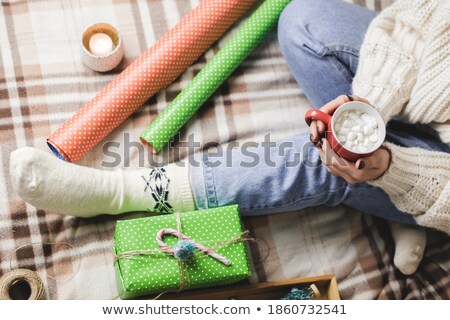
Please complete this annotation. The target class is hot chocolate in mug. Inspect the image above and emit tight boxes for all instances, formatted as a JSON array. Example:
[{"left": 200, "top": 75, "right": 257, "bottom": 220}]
[{"left": 305, "top": 101, "right": 386, "bottom": 162}]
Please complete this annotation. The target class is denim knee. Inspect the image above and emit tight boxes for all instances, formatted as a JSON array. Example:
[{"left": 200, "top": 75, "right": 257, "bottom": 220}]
[
  {"left": 278, "top": 0, "right": 306, "bottom": 55},
  {"left": 278, "top": 0, "right": 329, "bottom": 65},
  {"left": 278, "top": 0, "right": 327, "bottom": 31}
]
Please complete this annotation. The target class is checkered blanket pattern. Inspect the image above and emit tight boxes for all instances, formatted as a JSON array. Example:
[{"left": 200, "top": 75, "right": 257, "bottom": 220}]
[{"left": 1, "top": 0, "right": 449, "bottom": 299}]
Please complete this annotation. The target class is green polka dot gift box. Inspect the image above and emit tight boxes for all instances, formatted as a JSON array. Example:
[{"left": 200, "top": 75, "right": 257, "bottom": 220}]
[{"left": 113, "top": 205, "right": 252, "bottom": 299}]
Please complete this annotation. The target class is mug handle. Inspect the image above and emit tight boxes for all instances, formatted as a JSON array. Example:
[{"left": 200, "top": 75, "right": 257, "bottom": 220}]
[{"left": 305, "top": 109, "right": 332, "bottom": 127}]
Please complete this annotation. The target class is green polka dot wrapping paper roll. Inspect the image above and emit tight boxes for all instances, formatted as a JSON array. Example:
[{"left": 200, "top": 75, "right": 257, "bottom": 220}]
[
  {"left": 113, "top": 205, "right": 252, "bottom": 300},
  {"left": 140, "top": 0, "right": 292, "bottom": 153}
]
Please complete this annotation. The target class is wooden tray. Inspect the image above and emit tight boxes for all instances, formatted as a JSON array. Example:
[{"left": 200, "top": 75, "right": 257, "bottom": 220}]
[{"left": 151, "top": 274, "right": 340, "bottom": 300}]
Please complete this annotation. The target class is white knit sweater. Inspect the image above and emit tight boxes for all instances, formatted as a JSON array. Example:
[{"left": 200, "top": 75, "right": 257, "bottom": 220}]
[{"left": 352, "top": 0, "right": 450, "bottom": 234}]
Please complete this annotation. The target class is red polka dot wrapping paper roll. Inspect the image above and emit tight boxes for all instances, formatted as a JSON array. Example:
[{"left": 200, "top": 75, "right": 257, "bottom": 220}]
[{"left": 47, "top": 0, "right": 258, "bottom": 163}]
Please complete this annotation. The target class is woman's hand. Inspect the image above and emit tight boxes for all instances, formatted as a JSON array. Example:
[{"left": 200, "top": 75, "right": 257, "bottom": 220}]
[
  {"left": 309, "top": 94, "right": 371, "bottom": 144},
  {"left": 319, "top": 139, "right": 391, "bottom": 184},
  {"left": 309, "top": 94, "right": 390, "bottom": 183}
]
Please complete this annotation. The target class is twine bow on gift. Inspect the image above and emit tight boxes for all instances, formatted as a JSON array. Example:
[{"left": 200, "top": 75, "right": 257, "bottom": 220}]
[
  {"left": 156, "top": 228, "right": 231, "bottom": 266},
  {"left": 114, "top": 212, "right": 253, "bottom": 298}
]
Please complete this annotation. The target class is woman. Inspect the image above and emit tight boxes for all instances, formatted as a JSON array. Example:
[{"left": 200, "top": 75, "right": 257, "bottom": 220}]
[{"left": 10, "top": 0, "right": 449, "bottom": 275}]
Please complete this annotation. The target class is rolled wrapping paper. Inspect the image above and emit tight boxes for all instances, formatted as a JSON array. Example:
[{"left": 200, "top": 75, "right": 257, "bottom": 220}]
[
  {"left": 47, "top": 0, "right": 257, "bottom": 163},
  {"left": 140, "top": 0, "right": 292, "bottom": 153}
]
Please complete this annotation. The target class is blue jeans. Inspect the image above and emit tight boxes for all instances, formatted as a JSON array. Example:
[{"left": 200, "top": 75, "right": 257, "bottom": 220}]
[{"left": 189, "top": 0, "right": 450, "bottom": 225}]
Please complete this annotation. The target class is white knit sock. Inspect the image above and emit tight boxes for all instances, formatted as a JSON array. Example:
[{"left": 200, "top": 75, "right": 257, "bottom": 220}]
[
  {"left": 9, "top": 147, "right": 195, "bottom": 217},
  {"left": 388, "top": 221, "right": 427, "bottom": 275}
]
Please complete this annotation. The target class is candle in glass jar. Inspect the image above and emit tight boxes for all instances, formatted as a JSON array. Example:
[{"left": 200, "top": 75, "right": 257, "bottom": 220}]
[{"left": 89, "top": 33, "right": 114, "bottom": 56}]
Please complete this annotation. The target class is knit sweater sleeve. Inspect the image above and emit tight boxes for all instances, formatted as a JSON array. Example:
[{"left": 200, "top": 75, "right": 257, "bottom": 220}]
[
  {"left": 368, "top": 142, "right": 450, "bottom": 234},
  {"left": 353, "top": 0, "right": 450, "bottom": 234}
]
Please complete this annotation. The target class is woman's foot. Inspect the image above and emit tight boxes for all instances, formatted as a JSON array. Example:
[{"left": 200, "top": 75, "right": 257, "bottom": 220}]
[
  {"left": 388, "top": 221, "right": 427, "bottom": 275},
  {"left": 9, "top": 147, "right": 195, "bottom": 217}
]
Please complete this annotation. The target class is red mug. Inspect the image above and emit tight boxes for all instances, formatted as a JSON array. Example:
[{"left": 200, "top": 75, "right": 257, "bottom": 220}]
[{"left": 304, "top": 101, "right": 386, "bottom": 162}]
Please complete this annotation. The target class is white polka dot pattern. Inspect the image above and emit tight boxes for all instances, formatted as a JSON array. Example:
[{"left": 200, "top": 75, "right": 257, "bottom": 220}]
[
  {"left": 141, "top": 0, "right": 292, "bottom": 153},
  {"left": 47, "top": 0, "right": 257, "bottom": 163},
  {"left": 113, "top": 205, "right": 251, "bottom": 300}
]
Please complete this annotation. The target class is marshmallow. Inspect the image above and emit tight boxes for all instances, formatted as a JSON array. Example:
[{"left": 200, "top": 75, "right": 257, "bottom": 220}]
[
  {"left": 347, "top": 132, "right": 357, "bottom": 141},
  {"left": 334, "top": 109, "right": 381, "bottom": 153},
  {"left": 339, "top": 127, "right": 350, "bottom": 135},
  {"left": 364, "top": 138, "right": 369, "bottom": 146},
  {"left": 349, "top": 111, "right": 360, "bottom": 122},
  {"left": 361, "top": 114, "right": 372, "bottom": 123},
  {"left": 363, "top": 125, "right": 374, "bottom": 135},
  {"left": 342, "top": 119, "right": 353, "bottom": 128},
  {"left": 357, "top": 133, "right": 364, "bottom": 141},
  {"left": 369, "top": 133, "right": 378, "bottom": 142},
  {"left": 359, "top": 145, "right": 368, "bottom": 152}
]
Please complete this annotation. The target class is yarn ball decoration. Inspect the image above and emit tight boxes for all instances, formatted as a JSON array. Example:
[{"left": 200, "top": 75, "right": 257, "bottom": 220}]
[
  {"left": 172, "top": 240, "right": 196, "bottom": 261},
  {"left": 280, "top": 287, "right": 312, "bottom": 300}
]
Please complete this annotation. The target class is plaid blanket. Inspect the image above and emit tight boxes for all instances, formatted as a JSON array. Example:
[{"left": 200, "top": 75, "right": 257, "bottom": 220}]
[{"left": 1, "top": 0, "right": 449, "bottom": 299}]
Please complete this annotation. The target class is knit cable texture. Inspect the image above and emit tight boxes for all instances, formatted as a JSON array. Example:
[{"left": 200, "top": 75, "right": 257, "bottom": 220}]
[{"left": 352, "top": 0, "right": 450, "bottom": 234}]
